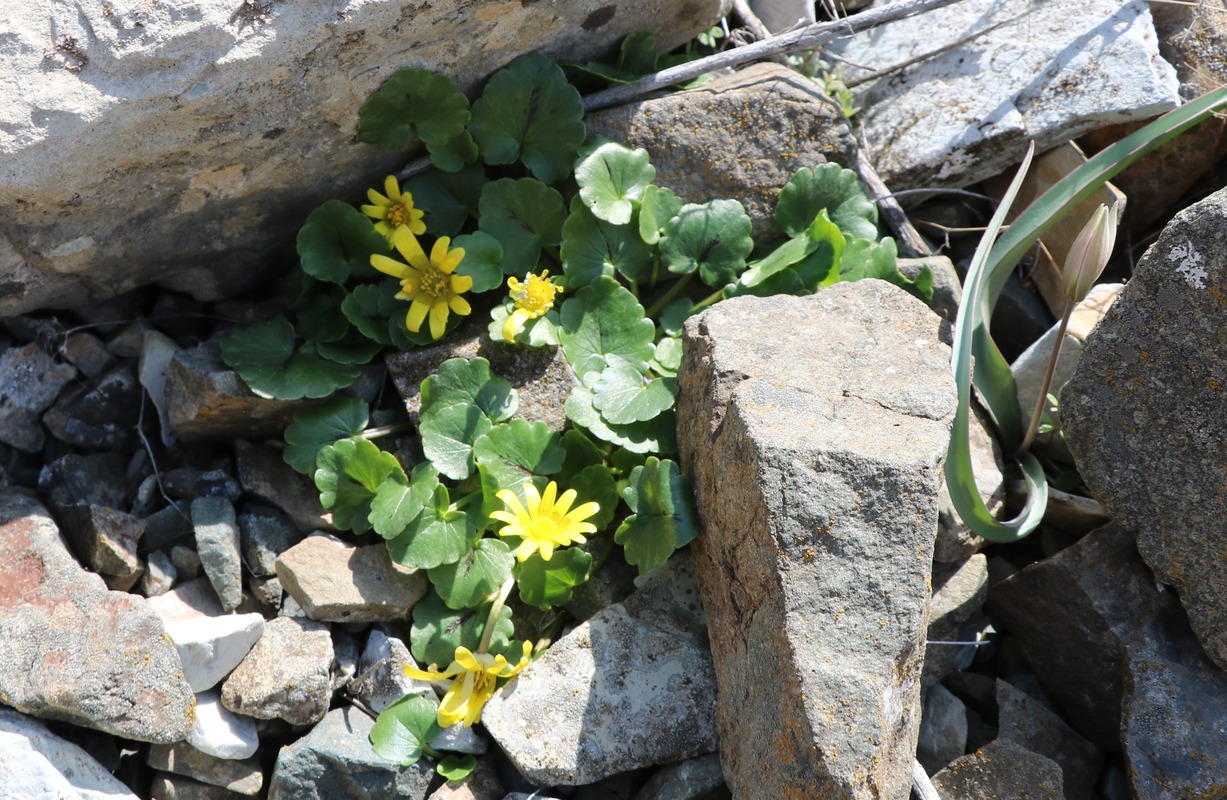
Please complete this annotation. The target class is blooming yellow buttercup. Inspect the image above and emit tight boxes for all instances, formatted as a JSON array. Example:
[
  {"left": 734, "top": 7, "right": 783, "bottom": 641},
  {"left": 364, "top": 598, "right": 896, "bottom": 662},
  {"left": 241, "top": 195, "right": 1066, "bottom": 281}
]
[
  {"left": 491, "top": 481, "right": 599, "bottom": 562},
  {"left": 403, "top": 642, "right": 532, "bottom": 728},
  {"left": 362, "top": 175, "right": 426, "bottom": 241},
  {"left": 502, "top": 270, "right": 562, "bottom": 342},
  {"left": 371, "top": 228, "right": 472, "bottom": 340}
]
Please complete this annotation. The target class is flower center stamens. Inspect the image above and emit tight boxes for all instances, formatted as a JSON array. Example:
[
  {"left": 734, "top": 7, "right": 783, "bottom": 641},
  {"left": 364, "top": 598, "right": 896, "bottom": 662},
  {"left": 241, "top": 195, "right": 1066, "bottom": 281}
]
[
  {"left": 420, "top": 266, "right": 450, "bottom": 297},
  {"left": 387, "top": 203, "right": 409, "bottom": 227}
]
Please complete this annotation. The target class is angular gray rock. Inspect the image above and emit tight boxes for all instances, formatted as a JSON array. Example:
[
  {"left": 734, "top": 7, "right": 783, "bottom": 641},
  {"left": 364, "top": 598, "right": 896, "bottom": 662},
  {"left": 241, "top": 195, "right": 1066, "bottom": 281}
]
[
  {"left": 924, "top": 555, "right": 988, "bottom": 687},
  {"left": 192, "top": 497, "right": 242, "bottom": 612},
  {"left": 482, "top": 553, "right": 717, "bottom": 786},
  {"left": 634, "top": 753, "right": 728, "bottom": 800},
  {"left": 1, "top": 0, "right": 726, "bottom": 317},
  {"left": 267, "top": 706, "right": 433, "bottom": 800},
  {"left": 42, "top": 365, "right": 141, "bottom": 451},
  {"left": 1062, "top": 187, "right": 1227, "bottom": 672},
  {"left": 917, "top": 684, "right": 967, "bottom": 775},
  {"left": 996, "top": 679, "right": 1103, "bottom": 800},
  {"left": 0, "top": 343, "right": 75, "bottom": 453},
  {"left": 148, "top": 741, "right": 264, "bottom": 796},
  {"left": 275, "top": 533, "right": 428, "bottom": 623},
  {"left": 0, "top": 492, "right": 195, "bottom": 743},
  {"left": 829, "top": 0, "right": 1179, "bottom": 190},
  {"left": 221, "top": 617, "right": 334, "bottom": 726},
  {"left": 55, "top": 503, "right": 146, "bottom": 591},
  {"left": 678, "top": 281, "right": 957, "bottom": 800},
  {"left": 164, "top": 613, "right": 266, "bottom": 692},
  {"left": 989, "top": 524, "right": 1227, "bottom": 798},
  {"left": 149, "top": 773, "right": 248, "bottom": 800},
  {"left": 587, "top": 62, "right": 856, "bottom": 238},
  {"left": 234, "top": 440, "right": 334, "bottom": 535},
  {"left": 0, "top": 707, "right": 140, "bottom": 800},
  {"left": 238, "top": 504, "right": 304, "bottom": 577},
  {"left": 932, "top": 739, "right": 1064, "bottom": 800}
]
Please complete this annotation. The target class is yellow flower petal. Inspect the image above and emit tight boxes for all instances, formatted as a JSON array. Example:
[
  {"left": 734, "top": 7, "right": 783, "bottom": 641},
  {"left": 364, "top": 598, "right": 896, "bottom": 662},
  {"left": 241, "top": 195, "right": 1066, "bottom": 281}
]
[
  {"left": 428, "top": 300, "right": 449, "bottom": 339},
  {"left": 384, "top": 174, "right": 401, "bottom": 201},
  {"left": 451, "top": 274, "right": 474, "bottom": 294},
  {"left": 503, "top": 308, "right": 530, "bottom": 342},
  {"left": 406, "top": 299, "right": 430, "bottom": 333},
  {"left": 370, "top": 253, "right": 408, "bottom": 279}
]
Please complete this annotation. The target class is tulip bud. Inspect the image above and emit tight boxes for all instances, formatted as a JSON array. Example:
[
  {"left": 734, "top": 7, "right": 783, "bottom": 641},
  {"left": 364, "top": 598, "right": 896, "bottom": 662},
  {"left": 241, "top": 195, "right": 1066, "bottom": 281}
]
[{"left": 1062, "top": 203, "right": 1118, "bottom": 304}]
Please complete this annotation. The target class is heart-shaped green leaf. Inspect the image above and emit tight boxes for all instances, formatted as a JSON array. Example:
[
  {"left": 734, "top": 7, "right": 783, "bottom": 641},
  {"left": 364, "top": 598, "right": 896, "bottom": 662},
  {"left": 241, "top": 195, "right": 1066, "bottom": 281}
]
[
  {"left": 638, "top": 185, "right": 683, "bottom": 246},
  {"left": 468, "top": 53, "right": 585, "bottom": 184},
  {"left": 452, "top": 231, "right": 505, "bottom": 293},
  {"left": 314, "top": 437, "right": 406, "bottom": 534},
  {"left": 283, "top": 395, "right": 370, "bottom": 474},
  {"left": 478, "top": 178, "right": 566, "bottom": 276},
  {"left": 559, "top": 276, "right": 655, "bottom": 373},
  {"left": 592, "top": 362, "right": 676, "bottom": 424},
  {"left": 615, "top": 457, "right": 699, "bottom": 575},
  {"left": 220, "top": 317, "right": 363, "bottom": 401},
  {"left": 565, "top": 383, "right": 677, "bottom": 454},
  {"left": 386, "top": 484, "right": 476, "bottom": 569},
  {"left": 357, "top": 67, "right": 471, "bottom": 150},
  {"left": 420, "top": 358, "right": 518, "bottom": 423},
  {"left": 371, "top": 462, "right": 439, "bottom": 539},
  {"left": 428, "top": 538, "right": 515, "bottom": 610},
  {"left": 515, "top": 547, "right": 593, "bottom": 609},
  {"left": 575, "top": 142, "right": 656, "bottom": 225},
  {"left": 561, "top": 197, "right": 654, "bottom": 288},
  {"left": 659, "top": 199, "right": 754, "bottom": 287},
  {"left": 411, "top": 590, "right": 514, "bottom": 667},
  {"left": 419, "top": 403, "right": 495, "bottom": 481},
  {"left": 370, "top": 693, "right": 442, "bottom": 766},
  {"left": 775, "top": 163, "right": 878, "bottom": 240},
  {"left": 297, "top": 200, "right": 390, "bottom": 284},
  {"left": 402, "top": 164, "right": 486, "bottom": 237}
]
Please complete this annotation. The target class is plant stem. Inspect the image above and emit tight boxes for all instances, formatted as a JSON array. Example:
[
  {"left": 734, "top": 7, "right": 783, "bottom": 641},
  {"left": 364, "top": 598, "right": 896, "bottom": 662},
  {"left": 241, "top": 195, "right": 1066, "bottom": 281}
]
[
  {"left": 689, "top": 286, "right": 727, "bottom": 314},
  {"left": 478, "top": 577, "right": 516, "bottom": 654},
  {"left": 359, "top": 421, "right": 415, "bottom": 440},
  {"left": 1018, "top": 303, "right": 1075, "bottom": 457},
  {"left": 644, "top": 272, "right": 695, "bottom": 319}
]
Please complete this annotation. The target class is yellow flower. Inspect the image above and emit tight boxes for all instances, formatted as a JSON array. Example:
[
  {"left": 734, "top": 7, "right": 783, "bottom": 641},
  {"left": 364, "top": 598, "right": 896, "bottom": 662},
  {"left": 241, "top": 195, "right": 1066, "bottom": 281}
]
[
  {"left": 371, "top": 228, "right": 472, "bottom": 340},
  {"left": 403, "top": 642, "right": 532, "bottom": 728},
  {"left": 502, "top": 271, "right": 563, "bottom": 342},
  {"left": 362, "top": 175, "right": 427, "bottom": 241},
  {"left": 490, "top": 481, "right": 599, "bottom": 562}
]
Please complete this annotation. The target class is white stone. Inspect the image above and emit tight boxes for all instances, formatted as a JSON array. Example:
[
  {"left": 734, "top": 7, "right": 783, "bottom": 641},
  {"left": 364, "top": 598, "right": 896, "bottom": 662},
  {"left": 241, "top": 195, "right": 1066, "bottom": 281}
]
[
  {"left": 138, "top": 330, "right": 180, "bottom": 447},
  {"left": 829, "top": 0, "right": 1180, "bottom": 189},
  {"left": 164, "top": 613, "right": 266, "bottom": 692},
  {"left": 189, "top": 690, "right": 259, "bottom": 760},
  {"left": 0, "top": 707, "right": 139, "bottom": 800}
]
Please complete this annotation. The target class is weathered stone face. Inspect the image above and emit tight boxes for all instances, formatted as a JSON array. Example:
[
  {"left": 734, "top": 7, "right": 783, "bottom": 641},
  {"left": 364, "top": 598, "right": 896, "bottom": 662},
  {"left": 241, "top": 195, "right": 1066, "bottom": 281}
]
[
  {"left": 0, "top": 0, "right": 728, "bottom": 316},
  {"left": 678, "top": 281, "right": 956, "bottom": 800}
]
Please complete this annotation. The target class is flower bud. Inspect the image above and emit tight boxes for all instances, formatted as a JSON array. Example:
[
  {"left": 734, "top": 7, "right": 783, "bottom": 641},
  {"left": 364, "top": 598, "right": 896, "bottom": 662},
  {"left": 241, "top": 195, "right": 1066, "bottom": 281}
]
[{"left": 1062, "top": 202, "right": 1118, "bottom": 304}]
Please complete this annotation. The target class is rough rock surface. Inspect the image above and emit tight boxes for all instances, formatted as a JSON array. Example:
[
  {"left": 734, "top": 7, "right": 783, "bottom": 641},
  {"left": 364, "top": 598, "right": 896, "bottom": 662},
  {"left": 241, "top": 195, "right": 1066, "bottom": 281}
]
[
  {"left": 829, "top": 0, "right": 1180, "bottom": 190},
  {"left": 147, "top": 741, "right": 264, "bottom": 796},
  {"left": 0, "top": 343, "right": 76, "bottom": 453},
  {"left": 588, "top": 62, "right": 856, "bottom": 238},
  {"left": 482, "top": 554, "right": 717, "bottom": 786},
  {"left": 932, "top": 739, "right": 1064, "bottom": 800},
  {"left": 0, "top": 707, "right": 140, "bottom": 800},
  {"left": 677, "top": 281, "right": 957, "bottom": 800},
  {"left": 164, "top": 613, "right": 266, "bottom": 692},
  {"left": 0, "top": 491, "right": 195, "bottom": 743},
  {"left": 996, "top": 679, "right": 1102, "bottom": 800},
  {"left": 990, "top": 524, "right": 1227, "bottom": 798},
  {"left": 221, "top": 617, "right": 334, "bottom": 726},
  {"left": 275, "top": 533, "right": 428, "bottom": 623},
  {"left": 1062, "top": 187, "right": 1227, "bottom": 671},
  {"left": 0, "top": 0, "right": 727, "bottom": 317},
  {"left": 267, "top": 706, "right": 433, "bottom": 800}
]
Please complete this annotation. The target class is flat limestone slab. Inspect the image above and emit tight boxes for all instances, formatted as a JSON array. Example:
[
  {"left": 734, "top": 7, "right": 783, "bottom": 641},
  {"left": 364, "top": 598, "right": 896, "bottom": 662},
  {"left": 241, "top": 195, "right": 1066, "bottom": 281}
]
[{"left": 678, "top": 281, "right": 956, "bottom": 800}]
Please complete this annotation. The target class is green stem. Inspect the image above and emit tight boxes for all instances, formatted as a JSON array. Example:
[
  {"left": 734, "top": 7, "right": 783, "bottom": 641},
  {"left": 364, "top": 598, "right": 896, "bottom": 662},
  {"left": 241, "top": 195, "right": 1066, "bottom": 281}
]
[
  {"left": 450, "top": 491, "right": 482, "bottom": 512},
  {"left": 359, "top": 421, "right": 415, "bottom": 440},
  {"left": 478, "top": 577, "right": 515, "bottom": 654},
  {"left": 1018, "top": 303, "right": 1074, "bottom": 457},
  {"left": 644, "top": 273, "right": 696, "bottom": 319},
  {"left": 689, "top": 285, "right": 727, "bottom": 314}
]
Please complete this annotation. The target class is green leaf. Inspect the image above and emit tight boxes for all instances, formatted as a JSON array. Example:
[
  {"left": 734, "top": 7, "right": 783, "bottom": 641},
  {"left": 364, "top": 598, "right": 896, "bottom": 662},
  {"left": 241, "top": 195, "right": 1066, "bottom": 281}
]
[
  {"left": 559, "top": 429, "right": 606, "bottom": 475},
  {"left": 659, "top": 199, "right": 754, "bottom": 287},
  {"left": 775, "top": 163, "right": 878, "bottom": 240},
  {"left": 561, "top": 197, "right": 654, "bottom": 288},
  {"left": 297, "top": 200, "right": 390, "bottom": 284},
  {"left": 592, "top": 362, "right": 676, "bottom": 424},
  {"left": 437, "top": 754, "right": 478, "bottom": 782},
  {"left": 387, "top": 484, "right": 476, "bottom": 569},
  {"left": 516, "top": 548, "right": 593, "bottom": 609},
  {"left": 559, "top": 276, "right": 655, "bottom": 373},
  {"left": 478, "top": 178, "right": 566, "bottom": 276},
  {"left": 567, "top": 463, "right": 619, "bottom": 530},
  {"left": 411, "top": 590, "right": 513, "bottom": 667},
  {"left": 840, "top": 236, "right": 933, "bottom": 302},
  {"left": 314, "top": 437, "right": 406, "bottom": 534},
  {"left": 371, "top": 463, "right": 439, "bottom": 539},
  {"left": 618, "top": 30, "right": 659, "bottom": 75},
  {"left": 428, "top": 129, "right": 478, "bottom": 172},
  {"left": 283, "top": 395, "right": 370, "bottom": 474},
  {"left": 403, "top": 164, "right": 486, "bottom": 238},
  {"left": 314, "top": 330, "right": 384, "bottom": 365},
  {"left": 658, "top": 297, "right": 695, "bottom": 337},
  {"left": 565, "top": 384, "right": 677, "bottom": 454},
  {"left": 650, "top": 336, "right": 683, "bottom": 377},
  {"left": 474, "top": 419, "right": 565, "bottom": 495},
  {"left": 296, "top": 290, "right": 351, "bottom": 343},
  {"left": 428, "top": 538, "right": 514, "bottom": 610},
  {"left": 615, "top": 457, "right": 700, "bottom": 575},
  {"left": 420, "top": 358, "right": 518, "bottom": 422},
  {"left": 575, "top": 142, "right": 656, "bottom": 225},
  {"left": 341, "top": 282, "right": 399, "bottom": 347},
  {"left": 419, "top": 403, "right": 495, "bottom": 481},
  {"left": 357, "top": 67, "right": 470, "bottom": 149},
  {"left": 453, "top": 231, "right": 505, "bottom": 293},
  {"left": 738, "top": 234, "right": 817, "bottom": 290},
  {"left": 638, "top": 185, "right": 683, "bottom": 246},
  {"left": 468, "top": 53, "right": 585, "bottom": 184},
  {"left": 220, "top": 317, "right": 363, "bottom": 401},
  {"left": 370, "top": 694, "right": 442, "bottom": 766}
]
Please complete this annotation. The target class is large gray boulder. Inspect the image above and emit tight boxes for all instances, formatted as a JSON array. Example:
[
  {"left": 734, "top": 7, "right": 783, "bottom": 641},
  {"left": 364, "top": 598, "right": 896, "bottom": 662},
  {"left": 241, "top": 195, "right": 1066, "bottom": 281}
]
[
  {"left": 1062, "top": 186, "right": 1227, "bottom": 672},
  {"left": 0, "top": 0, "right": 727, "bottom": 316},
  {"left": 678, "top": 281, "right": 957, "bottom": 800}
]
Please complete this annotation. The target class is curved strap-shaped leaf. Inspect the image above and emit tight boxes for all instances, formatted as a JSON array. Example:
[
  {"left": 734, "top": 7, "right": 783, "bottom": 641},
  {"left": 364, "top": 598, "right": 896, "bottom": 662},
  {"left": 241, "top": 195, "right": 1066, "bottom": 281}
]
[{"left": 947, "top": 142, "right": 1047, "bottom": 542}]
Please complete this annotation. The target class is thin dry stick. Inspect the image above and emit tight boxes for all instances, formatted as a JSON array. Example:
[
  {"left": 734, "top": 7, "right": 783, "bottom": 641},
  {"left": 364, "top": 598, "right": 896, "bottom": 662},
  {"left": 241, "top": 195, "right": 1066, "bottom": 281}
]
[
  {"left": 731, "top": 0, "right": 772, "bottom": 42},
  {"left": 582, "top": 0, "right": 964, "bottom": 112},
  {"left": 853, "top": 129, "right": 932, "bottom": 257},
  {"left": 912, "top": 759, "right": 943, "bottom": 800}
]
